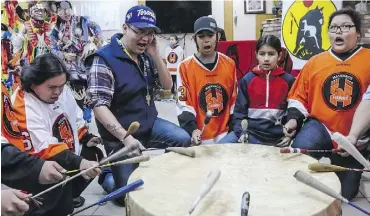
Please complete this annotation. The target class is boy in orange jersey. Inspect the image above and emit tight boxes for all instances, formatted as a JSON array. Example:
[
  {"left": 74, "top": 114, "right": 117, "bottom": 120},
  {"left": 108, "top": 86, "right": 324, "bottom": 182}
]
[
  {"left": 176, "top": 16, "right": 237, "bottom": 145},
  {"left": 282, "top": 8, "right": 370, "bottom": 200}
]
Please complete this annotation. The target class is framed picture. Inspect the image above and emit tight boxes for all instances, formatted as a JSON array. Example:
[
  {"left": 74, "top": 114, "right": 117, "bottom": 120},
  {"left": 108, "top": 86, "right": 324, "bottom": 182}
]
[{"left": 244, "top": 0, "right": 265, "bottom": 14}]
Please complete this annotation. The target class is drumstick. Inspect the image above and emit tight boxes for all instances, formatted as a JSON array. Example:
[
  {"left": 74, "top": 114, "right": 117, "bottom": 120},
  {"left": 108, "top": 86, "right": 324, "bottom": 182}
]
[
  {"left": 166, "top": 147, "right": 196, "bottom": 157},
  {"left": 308, "top": 163, "right": 370, "bottom": 173},
  {"left": 198, "top": 110, "right": 212, "bottom": 141},
  {"left": 65, "top": 155, "right": 150, "bottom": 174},
  {"left": 144, "top": 147, "right": 196, "bottom": 157},
  {"left": 123, "top": 121, "right": 140, "bottom": 140},
  {"left": 241, "top": 191, "right": 250, "bottom": 216},
  {"left": 241, "top": 119, "right": 248, "bottom": 144},
  {"left": 280, "top": 147, "right": 342, "bottom": 154},
  {"left": 31, "top": 143, "right": 138, "bottom": 199},
  {"left": 67, "top": 179, "right": 144, "bottom": 216},
  {"left": 294, "top": 170, "right": 370, "bottom": 215},
  {"left": 109, "top": 121, "right": 141, "bottom": 156},
  {"left": 332, "top": 132, "right": 370, "bottom": 169},
  {"left": 188, "top": 168, "right": 221, "bottom": 215}
]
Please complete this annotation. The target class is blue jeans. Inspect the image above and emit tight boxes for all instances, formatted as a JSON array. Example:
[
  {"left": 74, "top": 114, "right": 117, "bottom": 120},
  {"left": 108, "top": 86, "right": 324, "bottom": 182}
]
[
  {"left": 103, "top": 117, "right": 191, "bottom": 205},
  {"left": 218, "top": 131, "right": 267, "bottom": 144},
  {"left": 292, "top": 118, "right": 368, "bottom": 200}
]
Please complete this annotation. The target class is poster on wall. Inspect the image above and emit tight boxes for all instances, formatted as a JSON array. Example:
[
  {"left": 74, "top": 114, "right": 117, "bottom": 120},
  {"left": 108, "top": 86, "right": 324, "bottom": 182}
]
[
  {"left": 77, "top": 1, "right": 120, "bottom": 31},
  {"left": 281, "top": 0, "right": 342, "bottom": 69}
]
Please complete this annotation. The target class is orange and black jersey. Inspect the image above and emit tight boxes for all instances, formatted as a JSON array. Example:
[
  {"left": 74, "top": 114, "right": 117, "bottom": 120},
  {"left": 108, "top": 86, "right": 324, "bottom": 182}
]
[
  {"left": 1, "top": 82, "right": 24, "bottom": 150},
  {"left": 176, "top": 52, "right": 237, "bottom": 143},
  {"left": 287, "top": 47, "right": 370, "bottom": 148}
]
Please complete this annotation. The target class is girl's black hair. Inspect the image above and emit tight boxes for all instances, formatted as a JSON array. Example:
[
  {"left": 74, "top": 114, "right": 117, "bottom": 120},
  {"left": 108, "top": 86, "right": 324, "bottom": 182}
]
[
  {"left": 256, "top": 35, "right": 282, "bottom": 53},
  {"left": 328, "top": 7, "right": 362, "bottom": 35},
  {"left": 170, "top": 35, "right": 179, "bottom": 42},
  {"left": 21, "top": 53, "right": 70, "bottom": 92}
]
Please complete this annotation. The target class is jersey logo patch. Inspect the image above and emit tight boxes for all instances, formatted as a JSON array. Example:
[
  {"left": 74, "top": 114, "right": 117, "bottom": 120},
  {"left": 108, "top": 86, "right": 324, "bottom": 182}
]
[
  {"left": 199, "top": 83, "right": 229, "bottom": 116},
  {"left": 322, "top": 72, "right": 361, "bottom": 110},
  {"left": 167, "top": 52, "right": 178, "bottom": 64},
  {"left": 53, "top": 114, "right": 75, "bottom": 150},
  {"left": 2, "top": 92, "right": 21, "bottom": 137}
]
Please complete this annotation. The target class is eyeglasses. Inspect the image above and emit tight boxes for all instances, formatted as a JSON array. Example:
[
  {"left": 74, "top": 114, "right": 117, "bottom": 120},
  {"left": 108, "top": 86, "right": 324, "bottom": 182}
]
[
  {"left": 328, "top": 25, "right": 355, "bottom": 33},
  {"left": 127, "top": 25, "right": 155, "bottom": 39}
]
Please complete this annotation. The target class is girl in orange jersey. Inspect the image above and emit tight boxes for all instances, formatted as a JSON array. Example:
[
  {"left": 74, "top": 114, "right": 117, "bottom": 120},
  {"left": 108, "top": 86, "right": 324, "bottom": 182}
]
[{"left": 283, "top": 8, "right": 370, "bottom": 200}]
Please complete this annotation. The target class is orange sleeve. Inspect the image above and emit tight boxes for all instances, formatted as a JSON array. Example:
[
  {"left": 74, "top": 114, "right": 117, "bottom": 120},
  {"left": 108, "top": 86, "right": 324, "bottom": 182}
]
[
  {"left": 287, "top": 58, "right": 312, "bottom": 116},
  {"left": 1, "top": 83, "right": 24, "bottom": 151}
]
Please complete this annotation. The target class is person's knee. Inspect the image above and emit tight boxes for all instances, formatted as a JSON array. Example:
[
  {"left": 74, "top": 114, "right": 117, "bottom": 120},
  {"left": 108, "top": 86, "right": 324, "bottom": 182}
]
[
  {"left": 172, "top": 128, "right": 191, "bottom": 147},
  {"left": 292, "top": 119, "right": 332, "bottom": 149},
  {"left": 340, "top": 173, "right": 362, "bottom": 201}
]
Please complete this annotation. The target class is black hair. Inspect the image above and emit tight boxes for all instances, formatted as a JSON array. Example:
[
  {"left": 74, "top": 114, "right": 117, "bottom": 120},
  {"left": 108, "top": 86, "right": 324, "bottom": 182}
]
[
  {"left": 21, "top": 53, "right": 69, "bottom": 92},
  {"left": 217, "top": 27, "right": 227, "bottom": 41},
  {"left": 328, "top": 7, "right": 362, "bottom": 34},
  {"left": 194, "top": 31, "right": 219, "bottom": 51},
  {"left": 256, "top": 35, "right": 282, "bottom": 53},
  {"left": 169, "top": 35, "right": 179, "bottom": 42}
]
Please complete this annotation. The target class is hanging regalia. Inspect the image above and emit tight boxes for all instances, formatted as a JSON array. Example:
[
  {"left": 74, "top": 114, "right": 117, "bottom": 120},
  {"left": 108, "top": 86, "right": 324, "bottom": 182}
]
[
  {"left": 22, "top": 3, "right": 51, "bottom": 64},
  {"left": 50, "top": 1, "right": 103, "bottom": 123}
]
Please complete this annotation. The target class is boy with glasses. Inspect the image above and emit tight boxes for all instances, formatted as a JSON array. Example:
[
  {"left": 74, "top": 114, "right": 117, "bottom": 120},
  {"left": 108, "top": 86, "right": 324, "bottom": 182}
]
[{"left": 85, "top": 5, "right": 191, "bottom": 206}]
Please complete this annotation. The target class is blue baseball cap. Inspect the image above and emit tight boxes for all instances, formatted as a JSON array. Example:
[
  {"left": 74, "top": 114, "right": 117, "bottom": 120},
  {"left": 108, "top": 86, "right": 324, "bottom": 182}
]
[{"left": 125, "top": 5, "right": 161, "bottom": 33}]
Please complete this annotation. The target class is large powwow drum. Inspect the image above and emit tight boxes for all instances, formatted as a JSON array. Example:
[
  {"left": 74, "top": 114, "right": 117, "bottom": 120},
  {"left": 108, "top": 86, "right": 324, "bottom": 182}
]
[{"left": 126, "top": 144, "right": 341, "bottom": 216}]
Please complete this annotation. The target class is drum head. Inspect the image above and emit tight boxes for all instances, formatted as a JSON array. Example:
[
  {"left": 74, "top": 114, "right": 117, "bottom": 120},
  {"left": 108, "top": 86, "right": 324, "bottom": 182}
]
[{"left": 127, "top": 144, "right": 341, "bottom": 216}]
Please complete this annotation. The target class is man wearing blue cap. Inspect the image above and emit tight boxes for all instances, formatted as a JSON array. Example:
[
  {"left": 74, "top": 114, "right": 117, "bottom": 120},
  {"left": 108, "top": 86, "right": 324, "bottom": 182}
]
[{"left": 85, "top": 5, "right": 191, "bottom": 206}]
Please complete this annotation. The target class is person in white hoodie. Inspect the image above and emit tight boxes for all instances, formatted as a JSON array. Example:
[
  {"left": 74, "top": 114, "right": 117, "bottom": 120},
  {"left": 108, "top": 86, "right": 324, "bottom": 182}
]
[{"left": 164, "top": 35, "right": 184, "bottom": 96}]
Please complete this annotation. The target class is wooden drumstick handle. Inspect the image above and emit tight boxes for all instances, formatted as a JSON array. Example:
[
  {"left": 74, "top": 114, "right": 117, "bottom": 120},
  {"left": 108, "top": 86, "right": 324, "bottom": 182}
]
[
  {"left": 167, "top": 147, "right": 195, "bottom": 158},
  {"left": 308, "top": 163, "right": 348, "bottom": 172},
  {"left": 332, "top": 132, "right": 370, "bottom": 169},
  {"left": 101, "top": 155, "right": 150, "bottom": 167},
  {"left": 32, "top": 144, "right": 137, "bottom": 199},
  {"left": 294, "top": 170, "right": 347, "bottom": 202},
  {"left": 188, "top": 168, "right": 221, "bottom": 215},
  {"left": 294, "top": 170, "right": 370, "bottom": 215}
]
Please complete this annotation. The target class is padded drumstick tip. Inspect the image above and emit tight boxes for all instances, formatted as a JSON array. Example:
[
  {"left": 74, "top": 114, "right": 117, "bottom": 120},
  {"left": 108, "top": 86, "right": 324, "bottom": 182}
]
[{"left": 332, "top": 132, "right": 370, "bottom": 169}]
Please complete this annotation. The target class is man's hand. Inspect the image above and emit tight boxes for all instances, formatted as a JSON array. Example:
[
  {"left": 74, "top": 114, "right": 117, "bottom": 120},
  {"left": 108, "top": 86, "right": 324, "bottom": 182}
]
[
  {"left": 337, "top": 135, "right": 367, "bottom": 157},
  {"left": 86, "top": 137, "right": 103, "bottom": 147},
  {"left": 1, "top": 190, "right": 30, "bottom": 216},
  {"left": 283, "top": 119, "right": 298, "bottom": 138},
  {"left": 122, "top": 136, "right": 145, "bottom": 157},
  {"left": 238, "top": 134, "right": 248, "bottom": 143},
  {"left": 38, "top": 161, "right": 66, "bottom": 184},
  {"left": 146, "top": 37, "right": 159, "bottom": 57},
  {"left": 191, "top": 129, "right": 202, "bottom": 146},
  {"left": 79, "top": 159, "right": 102, "bottom": 180}
]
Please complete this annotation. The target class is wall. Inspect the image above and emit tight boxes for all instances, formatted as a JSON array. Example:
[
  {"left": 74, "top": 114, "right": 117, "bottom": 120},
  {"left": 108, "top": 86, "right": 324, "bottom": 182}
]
[
  {"left": 71, "top": 0, "right": 223, "bottom": 59},
  {"left": 233, "top": 0, "right": 274, "bottom": 40}
]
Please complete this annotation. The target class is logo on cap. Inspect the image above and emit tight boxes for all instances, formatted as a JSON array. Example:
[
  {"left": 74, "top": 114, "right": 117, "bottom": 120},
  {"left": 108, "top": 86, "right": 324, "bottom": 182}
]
[
  {"left": 126, "top": 12, "right": 132, "bottom": 21},
  {"left": 210, "top": 22, "right": 216, "bottom": 28}
]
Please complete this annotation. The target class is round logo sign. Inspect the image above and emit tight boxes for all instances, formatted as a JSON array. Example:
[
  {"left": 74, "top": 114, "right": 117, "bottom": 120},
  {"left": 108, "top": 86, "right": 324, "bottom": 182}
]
[
  {"left": 322, "top": 72, "right": 361, "bottom": 110},
  {"left": 282, "top": 0, "right": 337, "bottom": 60},
  {"left": 198, "top": 83, "right": 229, "bottom": 116}
]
